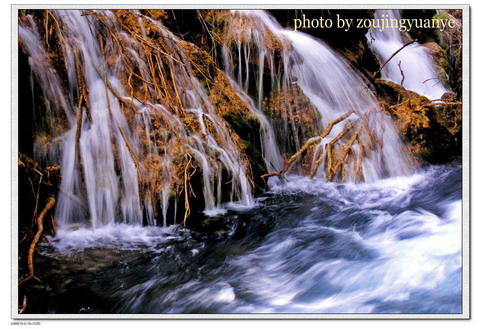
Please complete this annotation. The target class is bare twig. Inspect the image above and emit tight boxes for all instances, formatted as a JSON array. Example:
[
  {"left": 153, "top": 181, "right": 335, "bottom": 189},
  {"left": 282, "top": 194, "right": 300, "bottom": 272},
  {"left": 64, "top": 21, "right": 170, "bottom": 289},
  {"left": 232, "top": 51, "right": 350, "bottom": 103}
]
[
  {"left": 397, "top": 60, "right": 405, "bottom": 87},
  {"left": 182, "top": 154, "right": 194, "bottom": 226},
  {"left": 371, "top": 40, "right": 416, "bottom": 81}
]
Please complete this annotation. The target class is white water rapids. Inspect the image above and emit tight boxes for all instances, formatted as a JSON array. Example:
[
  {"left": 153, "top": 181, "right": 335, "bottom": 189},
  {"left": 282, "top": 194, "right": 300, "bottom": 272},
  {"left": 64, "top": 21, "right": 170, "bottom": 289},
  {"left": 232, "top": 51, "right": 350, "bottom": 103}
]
[{"left": 39, "top": 165, "right": 461, "bottom": 314}]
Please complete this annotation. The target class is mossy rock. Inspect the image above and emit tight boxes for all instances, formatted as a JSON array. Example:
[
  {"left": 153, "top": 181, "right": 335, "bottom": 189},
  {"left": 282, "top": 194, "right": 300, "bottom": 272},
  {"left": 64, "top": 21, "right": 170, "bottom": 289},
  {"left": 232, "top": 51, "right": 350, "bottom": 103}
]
[
  {"left": 189, "top": 216, "right": 229, "bottom": 236},
  {"left": 241, "top": 139, "right": 267, "bottom": 174},
  {"left": 374, "top": 78, "right": 425, "bottom": 104},
  {"left": 374, "top": 78, "right": 461, "bottom": 164},
  {"left": 422, "top": 42, "right": 451, "bottom": 86},
  {"left": 223, "top": 111, "right": 259, "bottom": 138}
]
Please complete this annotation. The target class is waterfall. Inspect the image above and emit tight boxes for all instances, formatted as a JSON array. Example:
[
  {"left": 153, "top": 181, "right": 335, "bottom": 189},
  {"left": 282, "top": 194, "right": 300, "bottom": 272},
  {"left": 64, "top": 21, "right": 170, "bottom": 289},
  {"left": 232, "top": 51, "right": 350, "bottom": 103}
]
[
  {"left": 221, "top": 10, "right": 414, "bottom": 182},
  {"left": 20, "top": 10, "right": 255, "bottom": 228},
  {"left": 367, "top": 10, "right": 451, "bottom": 99},
  {"left": 18, "top": 10, "right": 462, "bottom": 316},
  {"left": 19, "top": 9, "right": 415, "bottom": 229}
]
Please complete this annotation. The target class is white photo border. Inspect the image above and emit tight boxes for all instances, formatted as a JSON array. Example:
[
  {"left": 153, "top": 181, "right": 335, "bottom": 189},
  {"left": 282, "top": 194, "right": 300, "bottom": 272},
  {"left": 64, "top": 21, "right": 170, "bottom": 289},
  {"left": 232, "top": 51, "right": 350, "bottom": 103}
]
[{"left": 11, "top": 3, "right": 471, "bottom": 320}]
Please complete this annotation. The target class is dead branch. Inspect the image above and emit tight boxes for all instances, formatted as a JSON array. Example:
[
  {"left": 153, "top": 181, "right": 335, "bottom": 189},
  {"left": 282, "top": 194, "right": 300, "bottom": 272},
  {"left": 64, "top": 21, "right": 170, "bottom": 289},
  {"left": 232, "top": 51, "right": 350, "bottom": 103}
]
[
  {"left": 45, "top": 11, "right": 68, "bottom": 64},
  {"left": 280, "top": 110, "right": 355, "bottom": 175},
  {"left": 326, "top": 122, "right": 356, "bottom": 181},
  {"left": 425, "top": 101, "right": 462, "bottom": 107},
  {"left": 98, "top": 35, "right": 140, "bottom": 170},
  {"left": 354, "top": 135, "right": 365, "bottom": 182},
  {"left": 18, "top": 295, "right": 27, "bottom": 314},
  {"left": 116, "top": 120, "right": 140, "bottom": 169},
  {"left": 397, "top": 60, "right": 405, "bottom": 87},
  {"left": 73, "top": 48, "right": 92, "bottom": 121},
  {"left": 93, "top": 63, "right": 142, "bottom": 112},
  {"left": 168, "top": 63, "right": 184, "bottom": 108},
  {"left": 329, "top": 125, "right": 362, "bottom": 181},
  {"left": 58, "top": 188, "right": 85, "bottom": 210},
  {"left": 197, "top": 10, "right": 219, "bottom": 60},
  {"left": 19, "top": 197, "right": 56, "bottom": 285},
  {"left": 309, "top": 146, "right": 326, "bottom": 179},
  {"left": 370, "top": 40, "right": 416, "bottom": 81},
  {"left": 120, "top": 23, "right": 185, "bottom": 66},
  {"left": 182, "top": 154, "right": 193, "bottom": 226},
  {"left": 262, "top": 107, "right": 376, "bottom": 182},
  {"left": 262, "top": 110, "right": 362, "bottom": 181},
  {"left": 260, "top": 172, "right": 283, "bottom": 180},
  {"left": 31, "top": 175, "right": 42, "bottom": 229}
]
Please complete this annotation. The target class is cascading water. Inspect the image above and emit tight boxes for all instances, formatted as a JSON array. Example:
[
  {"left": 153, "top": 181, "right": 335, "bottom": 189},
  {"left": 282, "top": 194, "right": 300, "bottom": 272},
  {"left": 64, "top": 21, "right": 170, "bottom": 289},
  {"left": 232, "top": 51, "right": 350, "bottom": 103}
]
[
  {"left": 221, "top": 10, "right": 414, "bottom": 182},
  {"left": 20, "top": 10, "right": 256, "bottom": 228},
  {"left": 19, "top": 9, "right": 417, "bottom": 228},
  {"left": 367, "top": 10, "right": 451, "bottom": 99},
  {"left": 18, "top": 9, "right": 462, "bottom": 315}
]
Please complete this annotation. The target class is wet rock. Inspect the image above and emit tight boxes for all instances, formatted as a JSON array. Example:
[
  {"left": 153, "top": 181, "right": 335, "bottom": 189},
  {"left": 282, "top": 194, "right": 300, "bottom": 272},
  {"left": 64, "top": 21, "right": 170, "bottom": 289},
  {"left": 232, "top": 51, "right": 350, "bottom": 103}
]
[
  {"left": 434, "top": 10, "right": 462, "bottom": 96},
  {"left": 374, "top": 78, "right": 425, "bottom": 104},
  {"left": 374, "top": 78, "right": 461, "bottom": 163},
  {"left": 422, "top": 41, "right": 451, "bottom": 87}
]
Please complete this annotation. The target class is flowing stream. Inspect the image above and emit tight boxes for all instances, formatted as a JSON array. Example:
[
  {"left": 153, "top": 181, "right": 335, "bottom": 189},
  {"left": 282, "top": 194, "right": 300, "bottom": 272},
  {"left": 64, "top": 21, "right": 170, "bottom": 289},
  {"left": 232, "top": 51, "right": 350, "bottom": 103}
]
[
  {"left": 18, "top": 9, "right": 462, "bottom": 314},
  {"left": 31, "top": 164, "right": 461, "bottom": 314}
]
